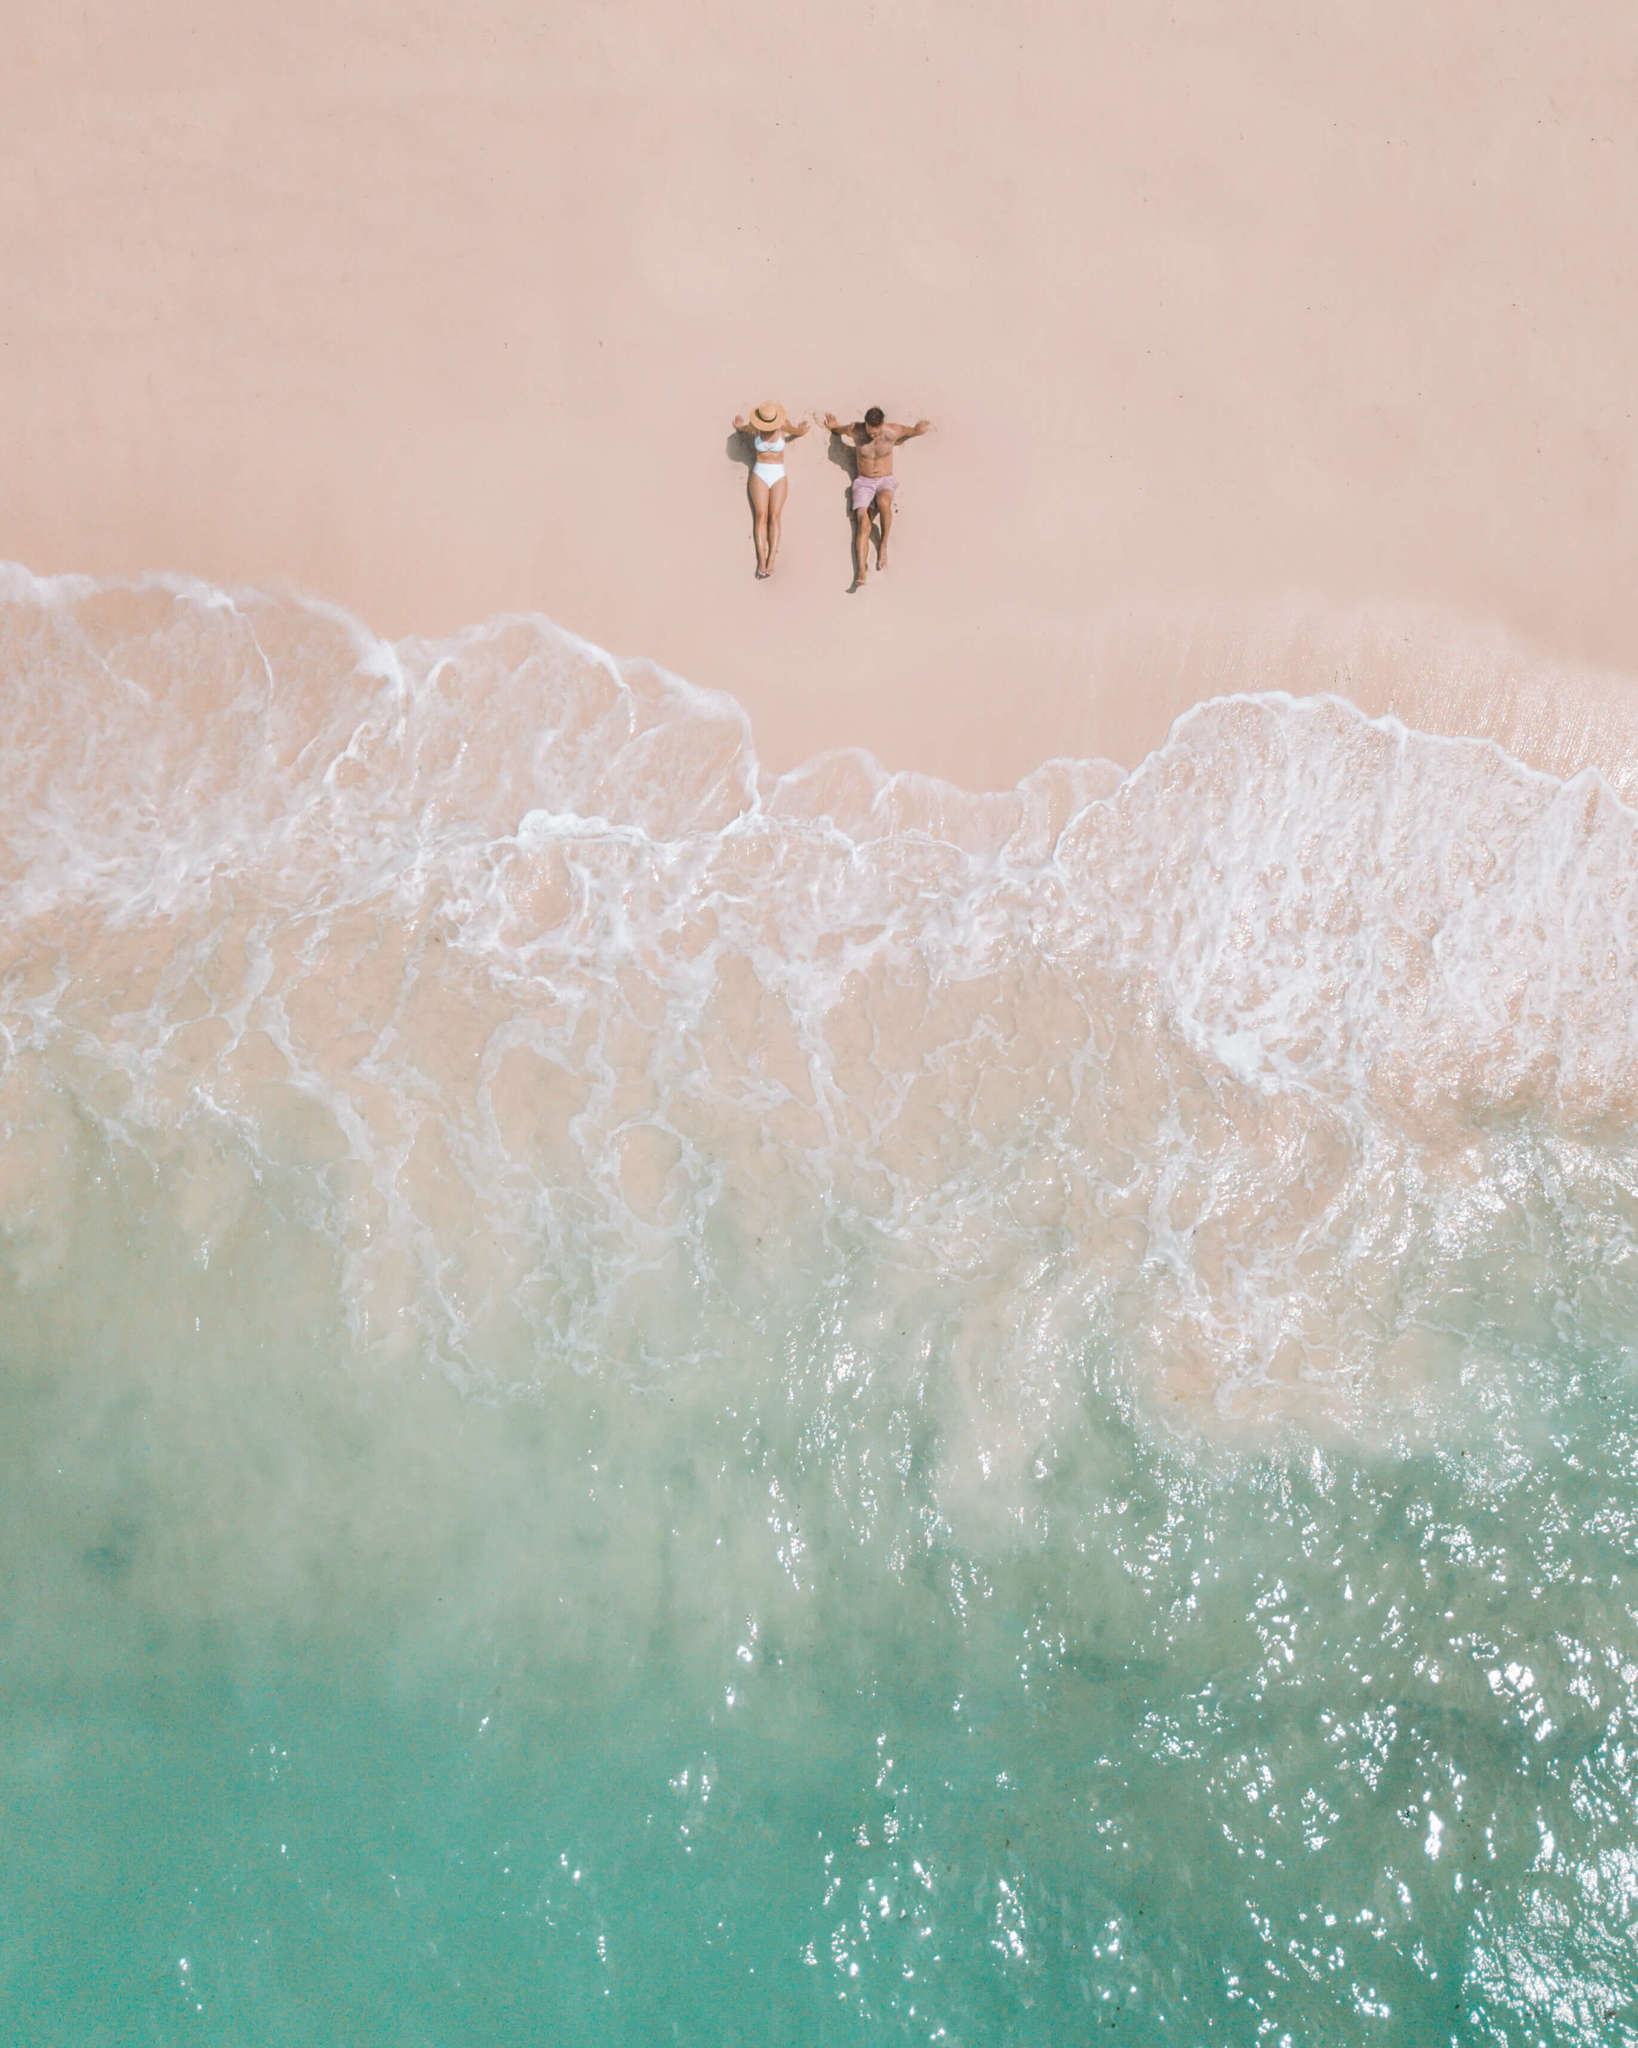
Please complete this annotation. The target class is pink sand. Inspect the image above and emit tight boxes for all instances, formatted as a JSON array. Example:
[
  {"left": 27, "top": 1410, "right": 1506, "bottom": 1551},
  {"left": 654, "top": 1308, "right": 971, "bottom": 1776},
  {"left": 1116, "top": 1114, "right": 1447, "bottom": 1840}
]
[{"left": 4, "top": 0, "right": 1636, "bottom": 788}]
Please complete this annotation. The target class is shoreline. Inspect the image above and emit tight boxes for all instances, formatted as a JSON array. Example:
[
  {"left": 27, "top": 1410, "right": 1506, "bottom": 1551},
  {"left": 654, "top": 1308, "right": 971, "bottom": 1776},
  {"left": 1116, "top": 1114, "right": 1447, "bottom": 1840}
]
[{"left": 8, "top": 559, "right": 1637, "bottom": 805}]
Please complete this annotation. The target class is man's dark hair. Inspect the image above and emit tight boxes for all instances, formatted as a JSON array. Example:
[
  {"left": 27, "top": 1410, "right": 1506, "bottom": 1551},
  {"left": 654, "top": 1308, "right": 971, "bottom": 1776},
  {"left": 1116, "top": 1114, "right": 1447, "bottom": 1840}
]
[{"left": 864, "top": 406, "right": 885, "bottom": 428}]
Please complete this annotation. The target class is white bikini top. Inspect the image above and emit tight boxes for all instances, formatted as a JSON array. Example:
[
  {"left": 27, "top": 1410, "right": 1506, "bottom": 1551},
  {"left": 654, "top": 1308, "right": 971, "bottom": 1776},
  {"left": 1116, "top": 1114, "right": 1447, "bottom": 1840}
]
[{"left": 754, "top": 433, "right": 785, "bottom": 453}]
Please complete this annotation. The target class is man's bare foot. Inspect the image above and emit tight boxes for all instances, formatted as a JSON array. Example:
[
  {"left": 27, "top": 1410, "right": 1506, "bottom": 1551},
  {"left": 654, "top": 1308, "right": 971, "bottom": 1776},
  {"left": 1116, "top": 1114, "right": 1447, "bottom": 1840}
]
[{"left": 875, "top": 546, "right": 888, "bottom": 570}]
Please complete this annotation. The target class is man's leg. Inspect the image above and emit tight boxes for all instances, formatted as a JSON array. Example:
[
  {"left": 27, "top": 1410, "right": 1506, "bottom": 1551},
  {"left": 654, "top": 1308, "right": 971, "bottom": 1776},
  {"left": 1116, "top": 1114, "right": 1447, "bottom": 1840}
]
[
  {"left": 852, "top": 502, "right": 872, "bottom": 586},
  {"left": 874, "top": 486, "right": 895, "bottom": 569}
]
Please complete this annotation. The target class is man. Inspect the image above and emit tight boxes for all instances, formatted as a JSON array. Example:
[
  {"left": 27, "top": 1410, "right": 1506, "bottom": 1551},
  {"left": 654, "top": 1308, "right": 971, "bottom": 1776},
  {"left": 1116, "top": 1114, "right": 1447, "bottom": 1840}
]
[{"left": 817, "top": 407, "right": 933, "bottom": 588}]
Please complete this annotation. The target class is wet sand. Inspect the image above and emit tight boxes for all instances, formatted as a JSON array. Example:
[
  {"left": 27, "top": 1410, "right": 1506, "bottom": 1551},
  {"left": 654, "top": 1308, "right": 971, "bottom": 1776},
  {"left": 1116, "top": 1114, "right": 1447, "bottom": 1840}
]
[{"left": 4, "top": 0, "right": 1636, "bottom": 788}]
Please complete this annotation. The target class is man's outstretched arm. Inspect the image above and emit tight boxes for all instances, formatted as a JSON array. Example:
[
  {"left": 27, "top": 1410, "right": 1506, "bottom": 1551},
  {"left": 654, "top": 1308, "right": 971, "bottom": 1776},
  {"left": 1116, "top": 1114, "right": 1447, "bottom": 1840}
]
[
  {"left": 889, "top": 419, "right": 933, "bottom": 442},
  {"left": 816, "top": 411, "right": 858, "bottom": 448}
]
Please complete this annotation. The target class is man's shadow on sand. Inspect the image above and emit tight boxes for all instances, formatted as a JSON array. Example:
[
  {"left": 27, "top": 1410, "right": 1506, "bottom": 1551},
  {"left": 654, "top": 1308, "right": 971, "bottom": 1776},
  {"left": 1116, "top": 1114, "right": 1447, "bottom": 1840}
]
[
  {"left": 821, "top": 433, "right": 861, "bottom": 592},
  {"left": 722, "top": 428, "right": 884, "bottom": 591}
]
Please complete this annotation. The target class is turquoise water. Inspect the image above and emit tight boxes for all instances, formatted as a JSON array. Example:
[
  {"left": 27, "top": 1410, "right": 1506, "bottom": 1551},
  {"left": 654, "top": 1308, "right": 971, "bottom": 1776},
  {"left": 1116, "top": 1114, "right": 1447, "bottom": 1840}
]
[
  {"left": 6, "top": 1231, "right": 1637, "bottom": 2044},
  {"left": 3, "top": 572, "right": 1637, "bottom": 2042}
]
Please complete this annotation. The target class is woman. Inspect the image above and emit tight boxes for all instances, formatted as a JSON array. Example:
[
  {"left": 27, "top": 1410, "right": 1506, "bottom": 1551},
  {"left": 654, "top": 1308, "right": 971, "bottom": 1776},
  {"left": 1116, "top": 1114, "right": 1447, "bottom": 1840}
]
[{"left": 732, "top": 402, "right": 809, "bottom": 578}]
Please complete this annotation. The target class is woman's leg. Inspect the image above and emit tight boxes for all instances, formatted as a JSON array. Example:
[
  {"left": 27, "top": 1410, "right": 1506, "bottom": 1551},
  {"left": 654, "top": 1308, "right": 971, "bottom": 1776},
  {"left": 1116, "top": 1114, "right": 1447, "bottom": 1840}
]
[
  {"left": 748, "top": 473, "right": 771, "bottom": 576},
  {"left": 766, "top": 475, "right": 789, "bottom": 569}
]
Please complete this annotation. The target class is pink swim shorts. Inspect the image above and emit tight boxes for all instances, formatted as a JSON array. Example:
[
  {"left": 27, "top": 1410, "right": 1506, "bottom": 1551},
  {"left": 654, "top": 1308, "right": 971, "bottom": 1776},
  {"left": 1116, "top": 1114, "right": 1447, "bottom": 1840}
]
[{"left": 850, "top": 474, "right": 898, "bottom": 511}]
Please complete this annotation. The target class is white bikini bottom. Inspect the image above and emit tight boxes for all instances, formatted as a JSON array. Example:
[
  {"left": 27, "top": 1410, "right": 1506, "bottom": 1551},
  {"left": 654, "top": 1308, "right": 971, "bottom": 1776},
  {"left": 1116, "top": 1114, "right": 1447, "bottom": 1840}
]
[{"left": 752, "top": 461, "right": 785, "bottom": 487}]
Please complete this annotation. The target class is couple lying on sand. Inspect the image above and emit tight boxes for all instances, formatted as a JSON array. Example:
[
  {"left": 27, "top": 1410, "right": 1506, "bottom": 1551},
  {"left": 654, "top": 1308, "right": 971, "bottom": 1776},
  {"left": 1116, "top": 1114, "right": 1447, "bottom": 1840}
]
[{"left": 732, "top": 403, "right": 933, "bottom": 587}]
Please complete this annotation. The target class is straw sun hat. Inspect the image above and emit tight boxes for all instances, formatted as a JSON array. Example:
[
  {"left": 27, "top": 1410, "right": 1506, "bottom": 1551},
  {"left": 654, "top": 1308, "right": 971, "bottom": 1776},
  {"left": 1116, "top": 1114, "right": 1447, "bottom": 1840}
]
[{"left": 749, "top": 402, "right": 789, "bottom": 432}]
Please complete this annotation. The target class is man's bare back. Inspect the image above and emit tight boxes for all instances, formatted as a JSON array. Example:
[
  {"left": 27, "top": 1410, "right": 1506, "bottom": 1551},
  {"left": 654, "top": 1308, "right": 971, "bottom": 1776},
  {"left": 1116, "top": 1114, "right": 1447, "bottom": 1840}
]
[{"left": 817, "top": 406, "right": 933, "bottom": 588}]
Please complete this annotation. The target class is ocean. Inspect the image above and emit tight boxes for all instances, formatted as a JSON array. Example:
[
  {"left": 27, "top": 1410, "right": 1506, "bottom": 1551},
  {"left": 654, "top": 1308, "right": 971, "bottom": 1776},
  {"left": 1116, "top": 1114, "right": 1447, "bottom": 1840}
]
[{"left": 2, "top": 566, "right": 1635, "bottom": 2044}]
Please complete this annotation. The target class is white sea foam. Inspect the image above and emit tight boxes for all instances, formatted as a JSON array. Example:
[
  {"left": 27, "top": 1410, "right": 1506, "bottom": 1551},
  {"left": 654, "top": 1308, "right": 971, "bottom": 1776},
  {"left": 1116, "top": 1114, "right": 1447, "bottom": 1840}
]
[{"left": 2, "top": 567, "right": 1636, "bottom": 1478}]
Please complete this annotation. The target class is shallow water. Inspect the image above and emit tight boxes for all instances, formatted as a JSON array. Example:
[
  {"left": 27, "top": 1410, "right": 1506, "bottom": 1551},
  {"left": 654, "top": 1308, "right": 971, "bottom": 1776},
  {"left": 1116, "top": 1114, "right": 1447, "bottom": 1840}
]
[{"left": 3, "top": 569, "right": 1637, "bottom": 2042}]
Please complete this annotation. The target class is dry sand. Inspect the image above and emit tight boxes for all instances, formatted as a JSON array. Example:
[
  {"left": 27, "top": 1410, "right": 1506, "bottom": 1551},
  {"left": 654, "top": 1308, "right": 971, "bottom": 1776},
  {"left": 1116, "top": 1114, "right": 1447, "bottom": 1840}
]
[{"left": 4, "top": 0, "right": 1637, "bottom": 789}]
